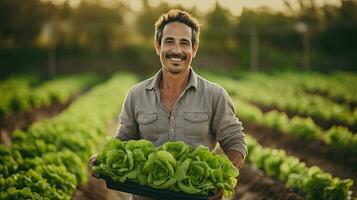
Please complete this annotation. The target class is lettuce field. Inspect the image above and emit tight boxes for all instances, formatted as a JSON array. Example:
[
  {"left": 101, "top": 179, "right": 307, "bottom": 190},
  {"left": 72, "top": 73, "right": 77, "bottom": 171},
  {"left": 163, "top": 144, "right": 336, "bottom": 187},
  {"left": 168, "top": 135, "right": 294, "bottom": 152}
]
[{"left": 0, "top": 71, "right": 356, "bottom": 200}]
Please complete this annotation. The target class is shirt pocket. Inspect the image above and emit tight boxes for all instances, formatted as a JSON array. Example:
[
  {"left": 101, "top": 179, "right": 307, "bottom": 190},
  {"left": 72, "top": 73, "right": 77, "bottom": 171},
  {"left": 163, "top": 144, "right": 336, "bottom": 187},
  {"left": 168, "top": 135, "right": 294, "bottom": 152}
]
[
  {"left": 183, "top": 112, "right": 210, "bottom": 138},
  {"left": 137, "top": 113, "right": 158, "bottom": 141}
]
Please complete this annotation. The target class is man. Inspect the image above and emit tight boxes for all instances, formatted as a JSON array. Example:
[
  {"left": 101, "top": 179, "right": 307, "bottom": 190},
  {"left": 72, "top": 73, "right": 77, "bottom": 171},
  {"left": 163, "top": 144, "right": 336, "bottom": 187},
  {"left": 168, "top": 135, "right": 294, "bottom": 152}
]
[{"left": 91, "top": 9, "right": 247, "bottom": 200}]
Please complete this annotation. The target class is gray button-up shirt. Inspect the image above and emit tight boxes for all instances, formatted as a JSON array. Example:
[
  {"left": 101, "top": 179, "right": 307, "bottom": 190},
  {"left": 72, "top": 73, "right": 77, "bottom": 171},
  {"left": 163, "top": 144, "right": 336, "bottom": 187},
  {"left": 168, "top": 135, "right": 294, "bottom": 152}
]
[{"left": 115, "top": 68, "right": 247, "bottom": 158}]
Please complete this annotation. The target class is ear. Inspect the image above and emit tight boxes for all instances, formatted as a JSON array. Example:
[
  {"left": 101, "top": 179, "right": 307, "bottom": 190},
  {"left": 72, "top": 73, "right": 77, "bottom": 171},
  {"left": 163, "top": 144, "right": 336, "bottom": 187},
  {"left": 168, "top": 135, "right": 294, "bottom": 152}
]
[
  {"left": 192, "top": 42, "right": 199, "bottom": 58},
  {"left": 154, "top": 41, "right": 161, "bottom": 56}
]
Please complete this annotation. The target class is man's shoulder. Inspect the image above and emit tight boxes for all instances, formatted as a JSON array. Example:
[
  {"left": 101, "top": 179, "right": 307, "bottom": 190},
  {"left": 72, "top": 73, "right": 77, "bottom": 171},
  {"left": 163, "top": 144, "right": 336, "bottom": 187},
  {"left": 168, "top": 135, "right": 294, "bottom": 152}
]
[
  {"left": 127, "top": 76, "right": 155, "bottom": 94},
  {"left": 196, "top": 74, "right": 224, "bottom": 94}
]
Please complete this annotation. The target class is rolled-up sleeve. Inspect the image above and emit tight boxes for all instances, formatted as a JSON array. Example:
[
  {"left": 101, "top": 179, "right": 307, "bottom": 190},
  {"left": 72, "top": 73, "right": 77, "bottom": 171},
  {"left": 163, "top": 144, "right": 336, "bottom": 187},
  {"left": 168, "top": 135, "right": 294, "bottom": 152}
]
[
  {"left": 212, "top": 88, "right": 248, "bottom": 159},
  {"left": 115, "top": 89, "right": 139, "bottom": 140}
]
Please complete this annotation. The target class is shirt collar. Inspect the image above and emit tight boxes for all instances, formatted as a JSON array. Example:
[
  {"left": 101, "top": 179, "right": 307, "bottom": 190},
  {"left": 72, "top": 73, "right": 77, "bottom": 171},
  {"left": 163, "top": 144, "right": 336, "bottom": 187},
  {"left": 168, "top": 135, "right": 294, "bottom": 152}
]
[{"left": 145, "top": 67, "right": 198, "bottom": 91}]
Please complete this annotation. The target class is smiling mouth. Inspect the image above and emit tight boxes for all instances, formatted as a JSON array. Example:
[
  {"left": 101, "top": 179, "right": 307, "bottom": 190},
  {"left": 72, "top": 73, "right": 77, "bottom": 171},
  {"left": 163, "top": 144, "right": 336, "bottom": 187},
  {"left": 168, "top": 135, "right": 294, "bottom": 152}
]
[
  {"left": 165, "top": 53, "right": 187, "bottom": 62},
  {"left": 169, "top": 57, "right": 183, "bottom": 62}
]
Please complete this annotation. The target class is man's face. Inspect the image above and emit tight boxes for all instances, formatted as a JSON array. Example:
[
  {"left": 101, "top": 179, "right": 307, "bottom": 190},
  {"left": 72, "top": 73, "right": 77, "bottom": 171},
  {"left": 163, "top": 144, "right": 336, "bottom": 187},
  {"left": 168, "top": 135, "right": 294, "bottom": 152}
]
[{"left": 155, "top": 22, "right": 199, "bottom": 75}]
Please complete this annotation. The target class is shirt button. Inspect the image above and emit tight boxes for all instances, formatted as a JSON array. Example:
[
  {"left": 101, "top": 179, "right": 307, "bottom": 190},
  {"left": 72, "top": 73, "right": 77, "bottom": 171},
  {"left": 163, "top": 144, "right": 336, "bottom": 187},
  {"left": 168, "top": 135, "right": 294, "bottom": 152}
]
[
  {"left": 170, "top": 116, "right": 175, "bottom": 120},
  {"left": 170, "top": 129, "right": 174, "bottom": 132}
]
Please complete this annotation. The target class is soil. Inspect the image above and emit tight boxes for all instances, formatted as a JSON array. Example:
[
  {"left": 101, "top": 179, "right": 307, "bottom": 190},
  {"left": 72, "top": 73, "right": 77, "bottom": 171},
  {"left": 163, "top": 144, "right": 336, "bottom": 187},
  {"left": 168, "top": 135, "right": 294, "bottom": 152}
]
[
  {"left": 244, "top": 122, "right": 357, "bottom": 193},
  {"left": 0, "top": 96, "right": 76, "bottom": 146},
  {"left": 235, "top": 165, "right": 305, "bottom": 200}
]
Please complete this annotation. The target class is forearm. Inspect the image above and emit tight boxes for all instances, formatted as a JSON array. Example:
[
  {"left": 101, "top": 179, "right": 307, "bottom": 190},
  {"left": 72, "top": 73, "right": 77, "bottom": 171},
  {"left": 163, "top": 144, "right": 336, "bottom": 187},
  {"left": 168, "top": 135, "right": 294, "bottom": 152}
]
[{"left": 226, "top": 149, "right": 244, "bottom": 169}]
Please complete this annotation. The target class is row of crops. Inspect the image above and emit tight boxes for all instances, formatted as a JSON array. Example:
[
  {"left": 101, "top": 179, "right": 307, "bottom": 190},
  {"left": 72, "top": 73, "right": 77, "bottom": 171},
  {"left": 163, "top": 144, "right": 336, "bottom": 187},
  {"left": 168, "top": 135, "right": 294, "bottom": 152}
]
[
  {"left": 247, "top": 135, "right": 353, "bottom": 200},
  {"left": 207, "top": 72, "right": 357, "bottom": 129},
  {"left": 201, "top": 71, "right": 356, "bottom": 199},
  {"left": 0, "top": 71, "right": 356, "bottom": 199},
  {"left": 202, "top": 74, "right": 357, "bottom": 155},
  {"left": 0, "top": 74, "right": 137, "bottom": 199},
  {"left": 0, "top": 74, "right": 102, "bottom": 119}
]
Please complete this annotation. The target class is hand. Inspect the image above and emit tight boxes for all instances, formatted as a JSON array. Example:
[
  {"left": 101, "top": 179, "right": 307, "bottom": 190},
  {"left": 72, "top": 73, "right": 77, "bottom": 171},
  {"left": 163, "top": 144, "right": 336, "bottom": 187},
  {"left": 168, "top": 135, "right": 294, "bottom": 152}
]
[
  {"left": 89, "top": 154, "right": 97, "bottom": 168},
  {"left": 208, "top": 188, "right": 224, "bottom": 200},
  {"left": 226, "top": 150, "right": 244, "bottom": 169}
]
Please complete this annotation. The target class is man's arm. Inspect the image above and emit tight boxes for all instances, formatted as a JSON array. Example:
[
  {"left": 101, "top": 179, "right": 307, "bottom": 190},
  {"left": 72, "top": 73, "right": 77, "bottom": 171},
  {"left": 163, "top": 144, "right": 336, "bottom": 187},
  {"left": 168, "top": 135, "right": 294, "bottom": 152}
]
[
  {"left": 212, "top": 87, "right": 248, "bottom": 167},
  {"left": 115, "top": 89, "right": 140, "bottom": 140},
  {"left": 90, "top": 89, "right": 138, "bottom": 168}
]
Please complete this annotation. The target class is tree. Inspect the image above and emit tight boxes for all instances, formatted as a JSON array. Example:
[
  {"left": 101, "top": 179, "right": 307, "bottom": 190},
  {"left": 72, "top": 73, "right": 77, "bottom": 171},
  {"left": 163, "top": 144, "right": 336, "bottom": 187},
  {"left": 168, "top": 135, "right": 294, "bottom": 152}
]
[
  {"left": 0, "top": 0, "right": 53, "bottom": 47},
  {"left": 72, "top": 1, "right": 126, "bottom": 50},
  {"left": 202, "top": 2, "right": 237, "bottom": 51}
]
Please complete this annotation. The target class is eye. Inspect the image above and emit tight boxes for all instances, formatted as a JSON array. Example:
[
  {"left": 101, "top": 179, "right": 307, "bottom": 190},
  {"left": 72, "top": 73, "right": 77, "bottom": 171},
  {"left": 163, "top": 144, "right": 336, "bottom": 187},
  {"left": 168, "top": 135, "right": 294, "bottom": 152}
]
[
  {"left": 164, "top": 40, "right": 174, "bottom": 44},
  {"left": 181, "top": 41, "right": 190, "bottom": 46}
]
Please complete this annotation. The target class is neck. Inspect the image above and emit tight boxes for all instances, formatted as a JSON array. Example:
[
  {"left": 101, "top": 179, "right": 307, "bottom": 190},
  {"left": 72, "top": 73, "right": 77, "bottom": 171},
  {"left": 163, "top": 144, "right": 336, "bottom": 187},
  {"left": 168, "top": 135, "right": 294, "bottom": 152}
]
[{"left": 160, "top": 68, "right": 190, "bottom": 92}]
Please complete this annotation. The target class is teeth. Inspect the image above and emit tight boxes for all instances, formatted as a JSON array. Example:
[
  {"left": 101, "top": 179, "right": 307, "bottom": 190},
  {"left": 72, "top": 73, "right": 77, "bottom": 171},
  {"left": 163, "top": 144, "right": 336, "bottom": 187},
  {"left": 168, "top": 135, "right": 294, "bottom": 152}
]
[{"left": 170, "top": 57, "right": 182, "bottom": 61}]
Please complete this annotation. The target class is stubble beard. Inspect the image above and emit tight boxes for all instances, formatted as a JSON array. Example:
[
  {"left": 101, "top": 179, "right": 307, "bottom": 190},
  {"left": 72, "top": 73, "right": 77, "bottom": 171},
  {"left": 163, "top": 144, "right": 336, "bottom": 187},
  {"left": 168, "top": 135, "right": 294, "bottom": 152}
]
[
  {"left": 167, "top": 64, "right": 183, "bottom": 74},
  {"left": 162, "top": 58, "right": 189, "bottom": 75}
]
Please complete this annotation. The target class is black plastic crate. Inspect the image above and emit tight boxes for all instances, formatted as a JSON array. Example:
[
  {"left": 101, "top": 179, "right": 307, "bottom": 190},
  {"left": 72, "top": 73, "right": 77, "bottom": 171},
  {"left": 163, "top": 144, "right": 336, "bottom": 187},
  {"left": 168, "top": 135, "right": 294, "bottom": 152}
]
[{"left": 95, "top": 174, "right": 212, "bottom": 200}]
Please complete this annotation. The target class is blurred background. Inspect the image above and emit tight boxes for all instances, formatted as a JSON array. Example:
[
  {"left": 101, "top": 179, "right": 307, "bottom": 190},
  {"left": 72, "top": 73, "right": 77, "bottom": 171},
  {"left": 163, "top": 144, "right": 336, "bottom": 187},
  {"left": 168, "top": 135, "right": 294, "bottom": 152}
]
[
  {"left": 1, "top": 1, "right": 357, "bottom": 199},
  {"left": 0, "top": 0, "right": 356, "bottom": 78}
]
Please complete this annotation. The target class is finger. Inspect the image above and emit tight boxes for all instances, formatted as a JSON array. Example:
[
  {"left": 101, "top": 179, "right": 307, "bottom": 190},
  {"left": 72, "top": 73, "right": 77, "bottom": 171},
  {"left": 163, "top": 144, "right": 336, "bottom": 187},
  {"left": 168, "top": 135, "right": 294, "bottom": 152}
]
[
  {"left": 89, "top": 154, "right": 97, "bottom": 165},
  {"left": 89, "top": 158, "right": 97, "bottom": 168},
  {"left": 214, "top": 189, "right": 224, "bottom": 200},
  {"left": 90, "top": 154, "right": 97, "bottom": 160},
  {"left": 208, "top": 189, "right": 223, "bottom": 200}
]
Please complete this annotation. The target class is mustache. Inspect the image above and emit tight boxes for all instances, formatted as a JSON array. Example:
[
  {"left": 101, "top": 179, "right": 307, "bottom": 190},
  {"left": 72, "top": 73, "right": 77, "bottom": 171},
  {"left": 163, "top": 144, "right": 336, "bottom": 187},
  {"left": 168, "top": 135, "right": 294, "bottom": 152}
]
[{"left": 165, "top": 52, "right": 187, "bottom": 59}]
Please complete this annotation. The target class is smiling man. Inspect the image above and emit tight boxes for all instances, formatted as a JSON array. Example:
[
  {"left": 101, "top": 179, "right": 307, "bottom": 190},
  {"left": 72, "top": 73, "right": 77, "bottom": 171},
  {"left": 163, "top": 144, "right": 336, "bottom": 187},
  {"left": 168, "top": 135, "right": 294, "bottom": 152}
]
[{"left": 91, "top": 9, "right": 247, "bottom": 200}]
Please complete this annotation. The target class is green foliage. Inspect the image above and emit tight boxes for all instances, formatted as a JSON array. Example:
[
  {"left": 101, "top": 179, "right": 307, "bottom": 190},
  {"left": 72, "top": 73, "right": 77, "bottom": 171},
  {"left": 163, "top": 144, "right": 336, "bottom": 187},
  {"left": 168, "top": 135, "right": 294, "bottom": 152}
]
[
  {"left": 158, "top": 141, "right": 191, "bottom": 162},
  {"left": 0, "top": 74, "right": 100, "bottom": 117},
  {"left": 72, "top": 1, "right": 126, "bottom": 49},
  {"left": 220, "top": 72, "right": 356, "bottom": 126},
  {"left": 1, "top": 187, "right": 42, "bottom": 200},
  {"left": 93, "top": 139, "right": 239, "bottom": 198},
  {"left": 202, "top": 2, "right": 236, "bottom": 51},
  {"left": 325, "top": 126, "right": 357, "bottom": 153},
  {"left": 284, "top": 116, "right": 321, "bottom": 140},
  {"left": 0, "top": 73, "right": 138, "bottom": 199},
  {"left": 247, "top": 136, "right": 353, "bottom": 200},
  {"left": 176, "top": 159, "right": 213, "bottom": 195},
  {"left": 303, "top": 166, "right": 354, "bottom": 200},
  {"left": 144, "top": 150, "right": 177, "bottom": 189},
  {"left": 279, "top": 156, "right": 306, "bottom": 185},
  {"left": 0, "top": 0, "right": 51, "bottom": 47},
  {"left": 263, "top": 110, "right": 289, "bottom": 130},
  {"left": 206, "top": 72, "right": 357, "bottom": 154}
]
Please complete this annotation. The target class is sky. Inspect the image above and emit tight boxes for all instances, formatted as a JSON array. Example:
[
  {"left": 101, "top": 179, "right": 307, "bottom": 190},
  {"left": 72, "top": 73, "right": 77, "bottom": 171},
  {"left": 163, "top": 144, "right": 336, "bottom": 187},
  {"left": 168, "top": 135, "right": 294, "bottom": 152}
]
[{"left": 43, "top": 0, "right": 341, "bottom": 16}]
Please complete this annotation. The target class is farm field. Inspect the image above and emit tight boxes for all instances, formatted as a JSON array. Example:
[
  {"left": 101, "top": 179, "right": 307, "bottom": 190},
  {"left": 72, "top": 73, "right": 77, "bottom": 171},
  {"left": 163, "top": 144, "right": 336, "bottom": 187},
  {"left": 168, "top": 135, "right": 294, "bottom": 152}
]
[
  {"left": 2, "top": 0, "right": 356, "bottom": 199},
  {"left": 0, "top": 74, "right": 102, "bottom": 146},
  {"left": 202, "top": 71, "right": 356, "bottom": 200},
  {"left": 0, "top": 71, "right": 356, "bottom": 200}
]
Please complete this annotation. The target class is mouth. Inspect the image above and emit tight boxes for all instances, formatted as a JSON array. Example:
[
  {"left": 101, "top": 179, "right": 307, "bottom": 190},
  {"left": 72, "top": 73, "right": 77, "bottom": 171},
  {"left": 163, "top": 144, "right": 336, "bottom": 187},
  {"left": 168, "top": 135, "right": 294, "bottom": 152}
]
[{"left": 165, "top": 53, "right": 187, "bottom": 62}]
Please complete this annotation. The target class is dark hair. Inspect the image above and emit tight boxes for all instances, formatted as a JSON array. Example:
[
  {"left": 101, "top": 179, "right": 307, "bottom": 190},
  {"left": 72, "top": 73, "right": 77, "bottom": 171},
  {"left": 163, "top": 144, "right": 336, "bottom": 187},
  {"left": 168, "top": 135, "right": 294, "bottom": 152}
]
[{"left": 155, "top": 9, "right": 200, "bottom": 46}]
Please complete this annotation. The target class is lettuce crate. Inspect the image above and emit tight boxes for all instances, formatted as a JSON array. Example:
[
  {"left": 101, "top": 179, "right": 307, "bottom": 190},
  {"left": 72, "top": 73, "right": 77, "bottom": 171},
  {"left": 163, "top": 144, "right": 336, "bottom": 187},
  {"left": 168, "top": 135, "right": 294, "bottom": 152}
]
[{"left": 95, "top": 174, "right": 213, "bottom": 200}]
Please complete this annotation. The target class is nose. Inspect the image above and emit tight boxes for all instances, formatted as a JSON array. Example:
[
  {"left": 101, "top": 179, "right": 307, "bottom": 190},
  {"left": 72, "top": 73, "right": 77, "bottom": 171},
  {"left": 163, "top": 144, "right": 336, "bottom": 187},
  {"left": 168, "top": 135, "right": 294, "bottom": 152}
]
[{"left": 172, "top": 42, "right": 182, "bottom": 53}]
